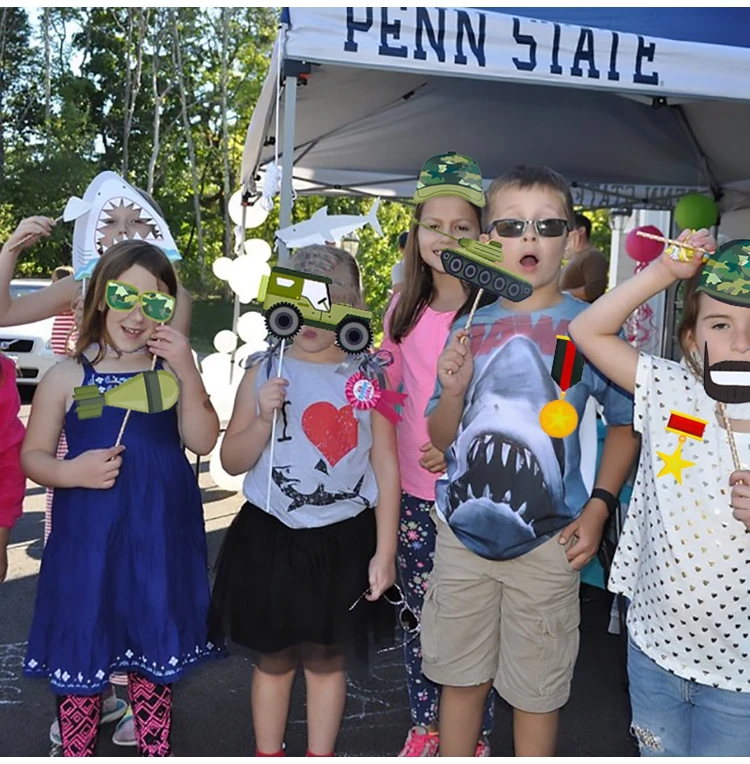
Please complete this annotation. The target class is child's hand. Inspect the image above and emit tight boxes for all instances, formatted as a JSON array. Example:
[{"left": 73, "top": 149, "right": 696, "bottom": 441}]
[
  {"left": 257, "top": 377, "right": 288, "bottom": 423},
  {"left": 0, "top": 527, "right": 10, "bottom": 583},
  {"left": 147, "top": 324, "right": 196, "bottom": 381},
  {"left": 729, "top": 470, "right": 750, "bottom": 531},
  {"left": 419, "top": 441, "right": 447, "bottom": 473},
  {"left": 657, "top": 228, "right": 717, "bottom": 281},
  {"left": 366, "top": 552, "right": 396, "bottom": 601},
  {"left": 1, "top": 216, "right": 56, "bottom": 256},
  {"left": 70, "top": 446, "right": 125, "bottom": 490},
  {"left": 437, "top": 329, "right": 473, "bottom": 397},
  {"left": 559, "top": 500, "right": 609, "bottom": 570}
]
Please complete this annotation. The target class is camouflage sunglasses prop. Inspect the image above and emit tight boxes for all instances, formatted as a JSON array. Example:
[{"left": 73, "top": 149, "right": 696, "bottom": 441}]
[
  {"left": 413, "top": 151, "right": 485, "bottom": 208},
  {"left": 106, "top": 281, "right": 175, "bottom": 323},
  {"left": 251, "top": 266, "right": 373, "bottom": 355}
]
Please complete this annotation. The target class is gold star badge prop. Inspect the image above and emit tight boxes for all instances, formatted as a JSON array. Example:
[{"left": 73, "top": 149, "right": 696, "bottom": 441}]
[
  {"left": 656, "top": 410, "right": 707, "bottom": 484},
  {"left": 540, "top": 336, "right": 584, "bottom": 439}
]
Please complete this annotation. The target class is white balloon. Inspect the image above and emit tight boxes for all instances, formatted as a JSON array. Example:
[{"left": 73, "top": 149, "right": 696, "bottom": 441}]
[
  {"left": 214, "top": 329, "right": 238, "bottom": 354},
  {"left": 209, "top": 433, "right": 245, "bottom": 493},
  {"left": 212, "top": 257, "right": 234, "bottom": 281},
  {"left": 236, "top": 311, "right": 268, "bottom": 345},
  {"left": 228, "top": 257, "right": 270, "bottom": 302},
  {"left": 228, "top": 189, "right": 269, "bottom": 229},
  {"left": 244, "top": 238, "right": 272, "bottom": 262},
  {"left": 200, "top": 353, "right": 232, "bottom": 397}
]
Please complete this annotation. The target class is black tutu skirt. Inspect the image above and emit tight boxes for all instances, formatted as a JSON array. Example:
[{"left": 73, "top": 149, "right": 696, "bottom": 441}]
[{"left": 208, "top": 502, "right": 393, "bottom": 659}]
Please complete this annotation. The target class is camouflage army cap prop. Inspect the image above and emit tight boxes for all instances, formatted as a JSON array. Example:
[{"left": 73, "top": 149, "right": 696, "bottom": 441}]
[
  {"left": 413, "top": 151, "right": 485, "bottom": 208},
  {"left": 696, "top": 239, "right": 750, "bottom": 307}
]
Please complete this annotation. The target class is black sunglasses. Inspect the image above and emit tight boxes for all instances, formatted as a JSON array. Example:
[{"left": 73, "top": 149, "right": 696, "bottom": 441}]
[{"left": 487, "top": 218, "right": 570, "bottom": 238}]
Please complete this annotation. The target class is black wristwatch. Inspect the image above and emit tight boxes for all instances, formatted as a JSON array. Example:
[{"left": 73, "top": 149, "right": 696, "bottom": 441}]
[{"left": 591, "top": 488, "right": 619, "bottom": 517}]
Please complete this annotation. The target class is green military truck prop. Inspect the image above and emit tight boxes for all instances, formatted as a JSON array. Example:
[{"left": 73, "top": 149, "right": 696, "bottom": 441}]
[{"left": 253, "top": 267, "right": 373, "bottom": 354}]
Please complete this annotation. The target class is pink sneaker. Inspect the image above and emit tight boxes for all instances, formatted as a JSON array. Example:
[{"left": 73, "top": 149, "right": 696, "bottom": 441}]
[
  {"left": 398, "top": 726, "right": 440, "bottom": 757},
  {"left": 475, "top": 737, "right": 491, "bottom": 757}
]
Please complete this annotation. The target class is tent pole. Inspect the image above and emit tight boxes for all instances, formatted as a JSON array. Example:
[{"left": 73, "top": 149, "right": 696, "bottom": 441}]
[{"left": 279, "top": 73, "right": 298, "bottom": 266}]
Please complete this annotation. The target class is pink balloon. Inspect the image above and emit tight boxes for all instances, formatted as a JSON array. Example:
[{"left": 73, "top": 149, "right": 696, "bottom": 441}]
[{"left": 626, "top": 225, "right": 664, "bottom": 263}]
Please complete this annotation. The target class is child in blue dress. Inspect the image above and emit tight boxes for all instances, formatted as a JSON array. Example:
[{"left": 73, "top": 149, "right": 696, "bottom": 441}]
[{"left": 21, "top": 240, "right": 220, "bottom": 757}]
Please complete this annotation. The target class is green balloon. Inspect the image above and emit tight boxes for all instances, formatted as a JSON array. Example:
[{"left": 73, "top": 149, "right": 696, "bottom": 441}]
[{"left": 674, "top": 194, "right": 718, "bottom": 230}]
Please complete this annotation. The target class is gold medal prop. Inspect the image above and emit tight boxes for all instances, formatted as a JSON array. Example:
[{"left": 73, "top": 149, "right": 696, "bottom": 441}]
[
  {"left": 656, "top": 410, "right": 708, "bottom": 485},
  {"left": 540, "top": 336, "right": 584, "bottom": 439}
]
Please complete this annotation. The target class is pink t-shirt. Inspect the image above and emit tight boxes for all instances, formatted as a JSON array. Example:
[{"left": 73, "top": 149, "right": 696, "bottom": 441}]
[
  {"left": 0, "top": 353, "right": 25, "bottom": 529},
  {"left": 380, "top": 295, "right": 454, "bottom": 501}
]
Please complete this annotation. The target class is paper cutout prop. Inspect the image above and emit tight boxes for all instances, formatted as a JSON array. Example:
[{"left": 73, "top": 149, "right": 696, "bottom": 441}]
[
  {"left": 539, "top": 336, "right": 584, "bottom": 438},
  {"left": 275, "top": 198, "right": 383, "bottom": 250},
  {"left": 340, "top": 350, "right": 407, "bottom": 425},
  {"left": 73, "top": 370, "right": 179, "bottom": 420},
  {"left": 72, "top": 172, "right": 181, "bottom": 281},
  {"left": 253, "top": 266, "right": 372, "bottom": 354},
  {"left": 105, "top": 281, "right": 175, "bottom": 323},
  {"left": 635, "top": 229, "right": 711, "bottom": 264},
  {"left": 414, "top": 221, "right": 533, "bottom": 303},
  {"left": 656, "top": 410, "right": 707, "bottom": 485},
  {"left": 8, "top": 196, "right": 92, "bottom": 253}
]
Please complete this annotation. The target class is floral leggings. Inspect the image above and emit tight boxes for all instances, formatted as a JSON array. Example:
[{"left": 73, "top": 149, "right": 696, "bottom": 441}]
[{"left": 397, "top": 492, "right": 495, "bottom": 733}]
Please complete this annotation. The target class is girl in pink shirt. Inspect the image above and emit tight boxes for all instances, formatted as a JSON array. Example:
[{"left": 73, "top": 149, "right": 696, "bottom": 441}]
[{"left": 380, "top": 153, "right": 495, "bottom": 757}]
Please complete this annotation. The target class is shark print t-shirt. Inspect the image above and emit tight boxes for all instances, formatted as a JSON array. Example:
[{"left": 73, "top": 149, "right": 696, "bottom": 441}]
[
  {"left": 425, "top": 294, "right": 634, "bottom": 561},
  {"left": 243, "top": 355, "right": 379, "bottom": 530}
]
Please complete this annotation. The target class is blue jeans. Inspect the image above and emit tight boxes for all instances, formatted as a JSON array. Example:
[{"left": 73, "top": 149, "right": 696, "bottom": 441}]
[{"left": 628, "top": 635, "right": 750, "bottom": 756}]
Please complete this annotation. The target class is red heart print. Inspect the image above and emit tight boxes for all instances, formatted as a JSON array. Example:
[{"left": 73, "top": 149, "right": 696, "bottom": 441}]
[{"left": 301, "top": 402, "right": 358, "bottom": 466}]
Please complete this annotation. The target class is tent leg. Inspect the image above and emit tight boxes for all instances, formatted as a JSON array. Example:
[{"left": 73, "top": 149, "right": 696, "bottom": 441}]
[{"left": 278, "top": 73, "right": 298, "bottom": 266}]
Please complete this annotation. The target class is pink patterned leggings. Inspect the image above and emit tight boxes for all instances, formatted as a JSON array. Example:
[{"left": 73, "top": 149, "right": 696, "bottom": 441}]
[{"left": 56, "top": 674, "right": 172, "bottom": 757}]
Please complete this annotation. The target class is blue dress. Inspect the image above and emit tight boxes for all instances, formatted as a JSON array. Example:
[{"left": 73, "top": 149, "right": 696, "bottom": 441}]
[{"left": 25, "top": 356, "right": 222, "bottom": 695}]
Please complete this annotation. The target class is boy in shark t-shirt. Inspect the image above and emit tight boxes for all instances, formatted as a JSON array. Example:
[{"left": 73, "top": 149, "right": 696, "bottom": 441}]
[{"left": 421, "top": 165, "right": 636, "bottom": 757}]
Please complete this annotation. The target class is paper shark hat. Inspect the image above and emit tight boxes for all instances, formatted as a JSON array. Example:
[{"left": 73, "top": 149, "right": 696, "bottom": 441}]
[
  {"left": 696, "top": 239, "right": 750, "bottom": 307},
  {"left": 72, "top": 171, "right": 181, "bottom": 280},
  {"left": 413, "top": 151, "right": 485, "bottom": 208}
]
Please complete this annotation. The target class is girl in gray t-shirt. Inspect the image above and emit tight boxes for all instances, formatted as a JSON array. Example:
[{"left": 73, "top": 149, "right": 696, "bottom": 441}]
[{"left": 208, "top": 245, "right": 399, "bottom": 757}]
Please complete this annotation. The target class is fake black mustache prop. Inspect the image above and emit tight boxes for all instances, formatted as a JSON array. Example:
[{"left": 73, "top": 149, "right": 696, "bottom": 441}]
[{"left": 703, "top": 344, "right": 750, "bottom": 404}]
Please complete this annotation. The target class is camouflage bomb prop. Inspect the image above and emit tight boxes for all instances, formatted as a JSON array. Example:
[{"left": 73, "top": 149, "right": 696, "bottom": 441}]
[
  {"left": 74, "top": 371, "right": 179, "bottom": 420},
  {"left": 539, "top": 336, "right": 584, "bottom": 439},
  {"left": 253, "top": 266, "right": 373, "bottom": 355}
]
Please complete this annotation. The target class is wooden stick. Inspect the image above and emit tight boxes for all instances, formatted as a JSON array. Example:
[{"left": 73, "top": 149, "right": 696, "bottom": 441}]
[
  {"left": 447, "top": 289, "right": 483, "bottom": 375},
  {"left": 718, "top": 402, "right": 743, "bottom": 473},
  {"left": 115, "top": 354, "right": 158, "bottom": 447},
  {"left": 266, "top": 339, "right": 286, "bottom": 511},
  {"left": 635, "top": 230, "right": 711, "bottom": 261}
]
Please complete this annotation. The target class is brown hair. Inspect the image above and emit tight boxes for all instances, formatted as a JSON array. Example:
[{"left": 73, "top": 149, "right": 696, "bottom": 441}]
[
  {"left": 52, "top": 265, "right": 73, "bottom": 282},
  {"left": 289, "top": 244, "right": 365, "bottom": 309},
  {"left": 485, "top": 164, "right": 576, "bottom": 230},
  {"left": 75, "top": 240, "right": 177, "bottom": 364},
  {"left": 389, "top": 202, "right": 486, "bottom": 342},
  {"left": 677, "top": 268, "right": 707, "bottom": 379}
]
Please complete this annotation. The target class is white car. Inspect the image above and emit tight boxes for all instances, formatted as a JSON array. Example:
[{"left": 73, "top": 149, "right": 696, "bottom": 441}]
[{"left": 0, "top": 279, "right": 60, "bottom": 385}]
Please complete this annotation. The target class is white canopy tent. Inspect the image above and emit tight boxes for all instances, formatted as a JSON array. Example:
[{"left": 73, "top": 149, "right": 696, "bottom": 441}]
[{"left": 242, "top": 6, "right": 750, "bottom": 234}]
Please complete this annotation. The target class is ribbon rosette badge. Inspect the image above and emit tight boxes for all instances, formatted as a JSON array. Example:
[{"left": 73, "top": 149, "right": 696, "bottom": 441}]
[{"left": 345, "top": 371, "right": 406, "bottom": 424}]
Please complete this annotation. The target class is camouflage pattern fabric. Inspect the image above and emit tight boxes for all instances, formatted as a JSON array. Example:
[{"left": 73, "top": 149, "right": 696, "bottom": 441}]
[
  {"left": 413, "top": 151, "right": 485, "bottom": 208},
  {"left": 697, "top": 240, "right": 750, "bottom": 306}
]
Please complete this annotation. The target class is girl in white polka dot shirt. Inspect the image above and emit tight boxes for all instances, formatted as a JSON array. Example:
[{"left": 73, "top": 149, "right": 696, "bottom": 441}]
[{"left": 570, "top": 230, "right": 750, "bottom": 757}]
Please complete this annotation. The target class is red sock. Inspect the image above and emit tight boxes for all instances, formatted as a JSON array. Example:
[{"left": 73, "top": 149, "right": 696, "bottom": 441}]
[
  {"left": 306, "top": 751, "right": 334, "bottom": 757},
  {"left": 256, "top": 749, "right": 285, "bottom": 757}
]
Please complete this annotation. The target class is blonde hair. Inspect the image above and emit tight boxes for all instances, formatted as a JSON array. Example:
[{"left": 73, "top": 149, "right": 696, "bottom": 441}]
[
  {"left": 289, "top": 245, "right": 366, "bottom": 309},
  {"left": 485, "top": 164, "right": 576, "bottom": 230}
]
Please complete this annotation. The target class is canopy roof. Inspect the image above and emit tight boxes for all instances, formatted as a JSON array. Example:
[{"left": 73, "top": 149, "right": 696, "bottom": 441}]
[{"left": 242, "top": 7, "right": 750, "bottom": 210}]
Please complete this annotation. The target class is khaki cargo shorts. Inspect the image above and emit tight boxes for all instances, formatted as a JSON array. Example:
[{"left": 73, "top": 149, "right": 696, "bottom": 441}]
[{"left": 421, "top": 511, "right": 581, "bottom": 713}]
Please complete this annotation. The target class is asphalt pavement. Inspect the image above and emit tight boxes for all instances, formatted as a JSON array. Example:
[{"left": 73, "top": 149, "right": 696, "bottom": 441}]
[{"left": 0, "top": 392, "right": 637, "bottom": 757}]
